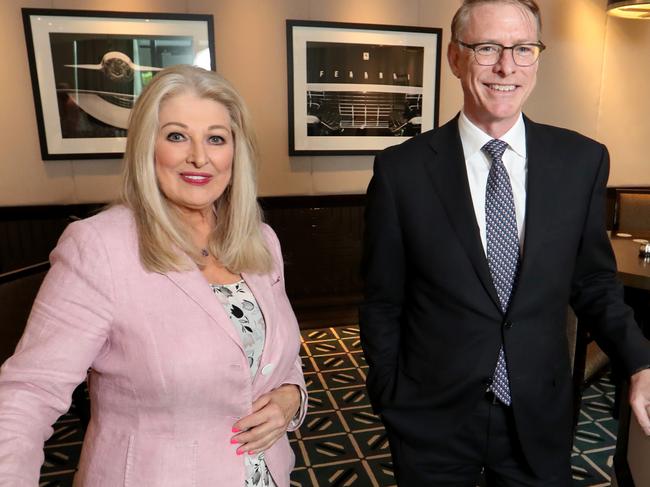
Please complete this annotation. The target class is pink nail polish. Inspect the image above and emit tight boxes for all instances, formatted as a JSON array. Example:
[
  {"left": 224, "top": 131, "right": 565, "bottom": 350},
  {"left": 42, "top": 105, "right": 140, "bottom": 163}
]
[
  {"left": 232, "top": 427, "right": 240, "bottom": 433},
  {"left": 230, "top": 438, "right": 238, "bottom": 444},
  {"left": 248, "top": 450, "right": 255, "bottom": 455},
  {"left": 236, "top": 448, "right": 244, "bottom": 456}
]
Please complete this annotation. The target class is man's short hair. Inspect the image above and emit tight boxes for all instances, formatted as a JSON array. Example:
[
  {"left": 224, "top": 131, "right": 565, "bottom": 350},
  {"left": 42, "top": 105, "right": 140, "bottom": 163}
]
[{"left": 451, "top": 0, "right": 542, "bottom": 41}]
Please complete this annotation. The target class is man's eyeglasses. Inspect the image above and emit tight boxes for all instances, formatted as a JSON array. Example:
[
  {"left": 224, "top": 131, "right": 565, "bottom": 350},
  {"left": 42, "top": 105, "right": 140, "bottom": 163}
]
[{"left": 456, "top": 40, "right": 546, "bottom": 67}]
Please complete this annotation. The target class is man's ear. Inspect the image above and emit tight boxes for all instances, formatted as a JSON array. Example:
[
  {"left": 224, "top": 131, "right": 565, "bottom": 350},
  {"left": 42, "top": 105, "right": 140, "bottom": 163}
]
[{"left": 447, "top": 42, "right": 461, "bottom": 79}]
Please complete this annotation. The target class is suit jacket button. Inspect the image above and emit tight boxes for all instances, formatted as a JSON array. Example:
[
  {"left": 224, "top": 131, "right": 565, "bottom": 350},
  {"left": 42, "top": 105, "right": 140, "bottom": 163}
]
[
  {"left": 261, "top": 363, "right": 274, "bottom": 376},
  {"left": 504, "top": 321, "right": 513, "bottom": 329}
]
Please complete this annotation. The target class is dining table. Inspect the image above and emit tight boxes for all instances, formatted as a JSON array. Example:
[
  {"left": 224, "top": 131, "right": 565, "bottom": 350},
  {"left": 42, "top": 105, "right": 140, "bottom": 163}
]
[
  {"left": 610, "top": 235, "right": 650, "bottom": 292},
  {"left": 609, "top": 233, "right": 650, "bottom": 487}
]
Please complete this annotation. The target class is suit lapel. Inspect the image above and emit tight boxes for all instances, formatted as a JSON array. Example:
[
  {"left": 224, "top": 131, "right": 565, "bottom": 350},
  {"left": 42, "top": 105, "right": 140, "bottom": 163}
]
[
  {"left": 424, "top": 116, "right": 501, "bottom": 310},
  {"left": 165, "top": 269, "right": 245, "bottom": 353},
  {"left": 515, "top": 117, "right": 562, "bottom": 302}
]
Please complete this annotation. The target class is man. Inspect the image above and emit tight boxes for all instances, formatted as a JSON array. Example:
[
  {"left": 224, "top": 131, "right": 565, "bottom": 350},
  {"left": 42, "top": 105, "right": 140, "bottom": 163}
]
[{"left": 359, "top": 1, "right": 650, "bottom": 485}]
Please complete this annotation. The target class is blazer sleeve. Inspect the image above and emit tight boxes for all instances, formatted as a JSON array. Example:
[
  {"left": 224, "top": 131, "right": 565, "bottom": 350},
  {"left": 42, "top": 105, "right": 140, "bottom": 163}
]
[
  {"left": 286, "top": 355, "right": 307, "bottom": 432},
  {"left": 359, "top": 153, "right": 406, "bottom": 413},
  {"left": 261, "top": 224, "right": 308, "bottom": 430},
  {"left": 0, "top": 220, "right": 113, "bottom": 484},
  {"left": 570, "top": 145, "right": 650, "bottom": 375}
]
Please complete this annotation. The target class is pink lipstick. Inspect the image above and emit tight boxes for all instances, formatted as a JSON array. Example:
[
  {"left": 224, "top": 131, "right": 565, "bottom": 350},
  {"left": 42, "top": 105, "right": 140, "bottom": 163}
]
[{"left": 180, "top": 172, "right": 213, "bottom": 186}]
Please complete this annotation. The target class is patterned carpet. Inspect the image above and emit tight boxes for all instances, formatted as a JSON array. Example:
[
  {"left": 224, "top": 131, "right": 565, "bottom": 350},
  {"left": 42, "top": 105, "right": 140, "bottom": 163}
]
[{"left": 38, "top": 325, "right": 618, "bottom": 486}]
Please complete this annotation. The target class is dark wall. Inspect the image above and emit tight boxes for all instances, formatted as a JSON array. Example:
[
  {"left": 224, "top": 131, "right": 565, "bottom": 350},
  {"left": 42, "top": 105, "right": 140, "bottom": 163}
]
[
  {"left": 0, "top": 196, "right": 364, "bottom": 328},
  {"left": 262, "top": 195, "right": 364, "bottom": 327},
  {"left": 0, "top": 188, "right": 639, "bottom": 328},
  {"left": 0, "top": 264, "right": 49, "bottom": 364},
  {"left": 0, "top": 204, "right": 104, "bottom": 274}
]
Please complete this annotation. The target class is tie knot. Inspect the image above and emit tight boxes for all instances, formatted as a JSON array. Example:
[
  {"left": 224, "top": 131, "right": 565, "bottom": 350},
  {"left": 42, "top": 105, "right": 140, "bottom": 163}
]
[{"left": 482, "top": 139, "right": 508, "bottom": 162}]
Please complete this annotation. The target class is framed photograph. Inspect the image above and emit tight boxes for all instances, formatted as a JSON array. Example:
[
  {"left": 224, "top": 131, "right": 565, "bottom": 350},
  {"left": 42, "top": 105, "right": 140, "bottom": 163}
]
[
  {"left": 286, "top": 20, "right": 442, "bottom": 156},
  {"left": 22, "top": 9, "right": 215, "bottom": 160}
]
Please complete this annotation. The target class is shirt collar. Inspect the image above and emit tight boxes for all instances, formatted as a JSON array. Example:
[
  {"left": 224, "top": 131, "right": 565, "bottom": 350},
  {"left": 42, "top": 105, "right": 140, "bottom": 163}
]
[{"left": 458, "top": 112, "right": 527, "bottom": 160}]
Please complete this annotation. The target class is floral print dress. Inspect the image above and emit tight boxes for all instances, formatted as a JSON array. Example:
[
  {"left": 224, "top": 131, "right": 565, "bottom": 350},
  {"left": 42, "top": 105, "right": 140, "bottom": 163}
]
[{"left": 210, "top": 280, "right": 277, "bottom": 487}]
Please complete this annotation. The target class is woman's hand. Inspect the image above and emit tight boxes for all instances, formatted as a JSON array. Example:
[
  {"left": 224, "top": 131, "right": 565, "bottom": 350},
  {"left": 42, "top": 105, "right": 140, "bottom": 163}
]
[{"left": 231, "top": 384, "right": 301, "bottom": 455}]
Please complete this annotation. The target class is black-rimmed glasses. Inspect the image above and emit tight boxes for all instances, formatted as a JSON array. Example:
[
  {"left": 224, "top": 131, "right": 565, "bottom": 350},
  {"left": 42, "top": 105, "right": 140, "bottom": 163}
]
[{"left": 456, "top": 40, "right": 546, "bottom": 67}]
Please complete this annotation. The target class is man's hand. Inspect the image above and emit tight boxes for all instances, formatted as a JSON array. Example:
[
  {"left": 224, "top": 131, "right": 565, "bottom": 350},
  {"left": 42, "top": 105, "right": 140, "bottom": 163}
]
[
  {"left": 629, "top": 368, "right": 650, "bottom": 435},
  {"left": 230, "top": 384, "right": 301, "bottom": 455}
]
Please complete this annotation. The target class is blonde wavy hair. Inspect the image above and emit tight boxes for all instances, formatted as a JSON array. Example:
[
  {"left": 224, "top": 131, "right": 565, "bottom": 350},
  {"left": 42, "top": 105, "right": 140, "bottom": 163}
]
[{"left": 120, "top": 64, "right": 272, "bottom": 274}]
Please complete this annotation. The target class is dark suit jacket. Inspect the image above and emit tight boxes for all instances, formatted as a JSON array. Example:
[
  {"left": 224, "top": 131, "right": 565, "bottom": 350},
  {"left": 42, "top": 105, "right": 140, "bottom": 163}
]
[{"left": 359, "top": 114, "right": 650, "bottom": 476}]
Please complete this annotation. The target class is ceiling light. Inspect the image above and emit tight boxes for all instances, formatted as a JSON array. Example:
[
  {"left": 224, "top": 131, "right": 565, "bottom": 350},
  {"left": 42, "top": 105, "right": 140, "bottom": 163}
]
[{"left": 607, "top": 0, "right": 650, "bottom": 19}]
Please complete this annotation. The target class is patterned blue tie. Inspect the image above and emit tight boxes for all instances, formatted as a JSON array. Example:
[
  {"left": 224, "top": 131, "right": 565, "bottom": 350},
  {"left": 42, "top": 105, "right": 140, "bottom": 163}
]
[{"left": 483, "top": 139, "right": 519, "bottom": 406}]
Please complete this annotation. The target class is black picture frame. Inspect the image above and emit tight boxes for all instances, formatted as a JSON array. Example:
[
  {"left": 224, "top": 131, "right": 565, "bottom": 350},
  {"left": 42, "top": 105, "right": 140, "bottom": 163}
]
[
  {"left": 286, "top": 20, "right": 442, "bottom": 156},
  {"left": 22, "top": 8, "right": 215, "bottom": 160}
]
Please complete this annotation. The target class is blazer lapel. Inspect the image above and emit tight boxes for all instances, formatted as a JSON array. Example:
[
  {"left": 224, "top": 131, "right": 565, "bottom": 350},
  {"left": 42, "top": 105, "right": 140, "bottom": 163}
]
[
  {"left": 241, "top": 270, "right": 280, "bottom": 382},
  {"left": 165, "top": 269, "right": 245, "bottom": 352},
  {"left": 424, "top": 116, "right": 501, "bottom": 310}
]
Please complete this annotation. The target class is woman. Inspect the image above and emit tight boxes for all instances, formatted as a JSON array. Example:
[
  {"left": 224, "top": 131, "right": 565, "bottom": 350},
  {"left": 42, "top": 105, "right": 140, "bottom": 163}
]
[{"left": 0, "top": 65, "right": 306, "bottom": 486}]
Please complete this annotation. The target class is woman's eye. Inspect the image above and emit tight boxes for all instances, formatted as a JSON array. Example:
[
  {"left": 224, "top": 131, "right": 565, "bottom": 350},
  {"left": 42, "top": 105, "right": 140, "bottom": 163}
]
[
  {"left": 166, "top": 132, "right": 185, "bottom": 142},
  {"left": 209, "top": 135, "right": 225, "bottom": 144}
]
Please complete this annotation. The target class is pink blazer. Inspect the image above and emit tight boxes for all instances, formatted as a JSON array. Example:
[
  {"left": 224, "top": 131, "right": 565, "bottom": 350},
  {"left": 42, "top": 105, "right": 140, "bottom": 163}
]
[{"left": 0, "top": 205, "right": 307, "bottom": 486}]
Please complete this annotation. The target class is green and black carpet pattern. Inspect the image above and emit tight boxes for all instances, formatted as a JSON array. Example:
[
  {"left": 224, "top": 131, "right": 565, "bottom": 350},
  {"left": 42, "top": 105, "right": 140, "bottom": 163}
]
[{"left": 39, "top": 326, "right": 618, "bottom": 486}]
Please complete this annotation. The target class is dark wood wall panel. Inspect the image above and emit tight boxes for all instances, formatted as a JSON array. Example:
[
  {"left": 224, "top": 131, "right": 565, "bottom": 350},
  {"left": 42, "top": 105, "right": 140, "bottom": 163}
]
[
  {"left": 261, "top": 196, "right": 364, "bottom": 327},
  {"left": 262, "top": 196, "right": 364, "bottom": 302},
  {"left": 0, "top": 188, "right": 643, "bottom": 328},
  {"left": 0, "top": 264, "right": 49, "bottom": 364},
  {"left": 0, "top": 205, "right": 102, "bottom": 274}
]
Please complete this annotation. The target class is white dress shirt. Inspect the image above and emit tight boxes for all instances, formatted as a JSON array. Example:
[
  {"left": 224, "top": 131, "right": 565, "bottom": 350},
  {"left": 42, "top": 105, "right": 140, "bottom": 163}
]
[{"left": 457, "top": 112, "right": 528, "bottom": 253}]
